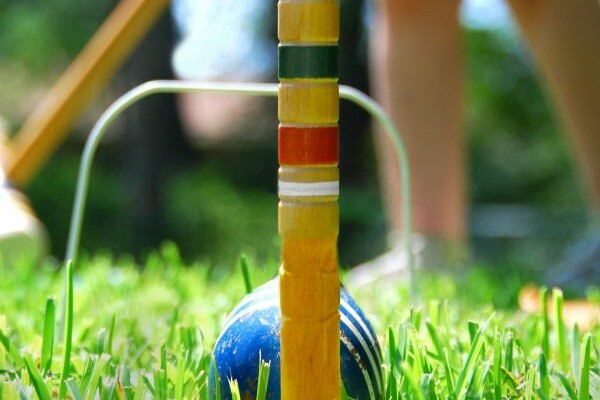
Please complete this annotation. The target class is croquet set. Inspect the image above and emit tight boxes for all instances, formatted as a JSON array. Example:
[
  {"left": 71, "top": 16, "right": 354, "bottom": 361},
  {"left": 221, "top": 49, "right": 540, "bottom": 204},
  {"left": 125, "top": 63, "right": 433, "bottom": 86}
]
[{"left": 0, "top": 1, "right": 412, "bottom": 399}]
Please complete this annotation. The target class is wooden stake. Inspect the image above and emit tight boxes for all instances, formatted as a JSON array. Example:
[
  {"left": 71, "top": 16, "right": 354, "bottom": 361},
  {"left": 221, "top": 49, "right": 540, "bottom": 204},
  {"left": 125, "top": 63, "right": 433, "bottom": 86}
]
[
  {"left": 6, "top": 0, "right": 170, "bottom": 185},
  {"left": 278, "top": 1, "right": 341, "bottom": 398}
]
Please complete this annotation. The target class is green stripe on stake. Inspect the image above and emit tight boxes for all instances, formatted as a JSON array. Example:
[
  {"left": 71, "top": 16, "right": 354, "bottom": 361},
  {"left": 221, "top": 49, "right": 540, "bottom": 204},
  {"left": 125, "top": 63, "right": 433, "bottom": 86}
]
[{"left": 279, "top": 45, "right": 339, "bottom": 80}]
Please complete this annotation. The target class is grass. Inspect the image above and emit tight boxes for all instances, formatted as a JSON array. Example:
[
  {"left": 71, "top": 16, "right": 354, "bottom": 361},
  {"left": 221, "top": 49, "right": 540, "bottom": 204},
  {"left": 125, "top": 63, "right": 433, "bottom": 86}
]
[{"left": 0, "top": 242, "right": 598, "bottom": 399}]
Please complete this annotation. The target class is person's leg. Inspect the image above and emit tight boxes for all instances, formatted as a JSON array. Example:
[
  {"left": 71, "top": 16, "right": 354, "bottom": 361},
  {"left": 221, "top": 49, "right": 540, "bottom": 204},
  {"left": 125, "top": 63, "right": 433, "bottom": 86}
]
[
  {"left": 348, "top": 0, "right": 465, "bottom": 284},
  {"left": 506, "top": 0, "right": 600, "bottom": 292},
  {"left": 507, "top": 0, "right": 600, "bottom": 212},
  {"left": 369, "top": 0, "right": 466, "bottom": 243}
]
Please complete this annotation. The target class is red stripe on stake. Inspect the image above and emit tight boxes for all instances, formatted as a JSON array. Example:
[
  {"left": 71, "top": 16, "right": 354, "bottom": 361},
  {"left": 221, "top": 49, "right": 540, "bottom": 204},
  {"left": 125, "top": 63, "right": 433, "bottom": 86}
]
[{"left": 279, "top": 126, "right": 339, "bottom": 165}]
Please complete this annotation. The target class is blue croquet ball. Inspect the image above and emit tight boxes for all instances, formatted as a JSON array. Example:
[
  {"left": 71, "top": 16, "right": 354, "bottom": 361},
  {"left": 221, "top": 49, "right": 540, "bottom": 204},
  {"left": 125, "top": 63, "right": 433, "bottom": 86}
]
[{"left": 209, "top": 278, "right": 383, "bottom": 400}]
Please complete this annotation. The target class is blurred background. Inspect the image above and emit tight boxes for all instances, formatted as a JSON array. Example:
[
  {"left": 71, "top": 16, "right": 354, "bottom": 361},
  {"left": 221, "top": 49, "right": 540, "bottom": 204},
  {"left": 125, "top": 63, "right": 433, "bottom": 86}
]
[{"left": 0, "top": 0, "right": 587, "bottom": 277}]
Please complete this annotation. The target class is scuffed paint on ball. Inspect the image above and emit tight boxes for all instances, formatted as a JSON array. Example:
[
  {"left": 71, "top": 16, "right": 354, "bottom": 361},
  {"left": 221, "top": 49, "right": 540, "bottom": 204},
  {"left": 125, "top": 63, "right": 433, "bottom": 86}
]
[{"left": 209, "top": 278, "right": 383, "bottom": 400}]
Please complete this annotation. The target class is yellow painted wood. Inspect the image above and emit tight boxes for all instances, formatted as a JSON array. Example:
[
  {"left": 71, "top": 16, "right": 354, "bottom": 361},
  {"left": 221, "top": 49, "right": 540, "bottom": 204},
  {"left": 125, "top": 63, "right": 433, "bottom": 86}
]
[
  {"left": 279, "top": 165, "right": 338, "bottom": 182},
  {"left": 279, "top": 201, "right": 338, "bottom": 239},
  {"left": 280, "top": 302, "right": 340, "bottom": 399},
  {"left": 281, "top": 238, "right": 338, "bottom": 274},
  {"left": 279, "top": 83, "right": 339, "bottom": 124},
  {"left": 279, "top": 1, "right": 340, "bottom": 43},
  {"left": 279, "top": 179, "right": 340, "bottom": 400},
  {"left": 7, "top": 0, "right": 170, "bottom": 185},
  {"left": 279, "top": 203, "right": 340, "bottom": 399}
]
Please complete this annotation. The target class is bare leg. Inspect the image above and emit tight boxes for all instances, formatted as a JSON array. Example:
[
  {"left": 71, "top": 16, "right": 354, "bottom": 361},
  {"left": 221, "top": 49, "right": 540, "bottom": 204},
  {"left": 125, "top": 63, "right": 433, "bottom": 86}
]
[
  {"left": 369, "top": 0, "right": 466, "bottom": 241},
  {"left": 506, "top": 0, "right": 600, "bottom": 292},
  {"left": 507, "top": 0, "right": 600, "bottom": 211}
]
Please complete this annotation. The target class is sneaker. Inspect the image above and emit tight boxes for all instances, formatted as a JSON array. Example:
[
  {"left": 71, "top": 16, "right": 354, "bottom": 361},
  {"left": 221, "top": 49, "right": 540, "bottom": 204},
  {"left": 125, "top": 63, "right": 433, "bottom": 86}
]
[
  {"left": 545, "top": 228, "right": 600, "bottom": 296},
  {"left": 0, "top": 122, "right": 48, "bottom": 266},
  {"left": 345, "top": 232, "right": 470, "bottom": 288}
]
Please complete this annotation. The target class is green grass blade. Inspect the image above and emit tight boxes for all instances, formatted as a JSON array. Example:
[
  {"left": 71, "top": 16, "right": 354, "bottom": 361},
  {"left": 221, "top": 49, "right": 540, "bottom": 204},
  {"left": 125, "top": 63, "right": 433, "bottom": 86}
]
[
  {"left": 100, "top": 380, "right": 116, "bottom": 400},
  {"left": 589, "top": 371, "right": 599, "bottom": 400},
  {"left": 468, "top": 321, "right": 478, "bottom": 345},
  {"left": 340, "top": 382, "right": 347, "bottom": 400},
  {"left": 410, "top": 307, "right": 422, "bottom": 330},
  {"left": 454, "top": 321, "right": 487, "bottom": 399},
  {"left": 94, "top": 328, "right": 106, "bottom": 355},
  {"left": 400, "top": 362, "right": 425, "bottom": 400},
  {"left": 429, "top": 301, "right": 440, "bottom": 326},
  {"left": 107, "top": 314, "right": 116, "bottom": 356},
  {"left": 553, "top": 288, "right": 569, "bottom": 372},
  {"left": 152, "top": 345, "right": 169, "bottom": 400},
  {"left": 500, "top": 366, "right": 519, "bottom": 392},
  {"left": 340, "top": 379, "right": 358, "bottom": 400},
  {"left": 387, "top": 369, "right": 398, "bottom": 400},
  {"left": 557, "top": 372, "right": 579, "bottom": 400},
  {"left": 175, "top": 348, "right": 186, "bottom": 400},
  {"left": 66, "top": 379, "right": 84, "bottom": 400},
  {"left": 0, "top": 381, "right": 19, "bottom": 400},
  {"left": 120, "top": 367, "right": 133, "bottom": 400},
  {"left": 211, "top": 356, "right": 221, "bottom": 400},
  {"left": 426, "top": 321, "right": 444, "bottom": 361},
  {"left": 143, "top": 374, "right": 156, "bottom": 398},
  {"left": 41, "top": 298, "right": 55, "bottom": 373},
  {"left": 388, "top": 326, "right": 398, "bottom": 371},
  {"left": 505, "top": 329, "right": 515, "bottom": 373},
  {"left": 423, "top": 373, "right": 440, "bottom": 400},
  {"left": 540, "top": 287, "right": 550, "bottom": 357},
  {"left": 78, "top": 357, "right": 94, "bottom": 394},
  {"left": 240, "top": 255, "right": 253, "bottom": 295},
  {"left": 0, "top": 329, "right": 25, "bottom": 369},
  {"left": 23, "top": 354, "right": 51, "bottom": 400},
  {"left": 397, "top": 323, "right": 408, "bottom": 363},
  {"left": 524, "top": 364, "right": 536, "bottom": 400},
  {"left": 472, "top": 361, "right": 491, "bottom": 398},
  {"left": 59, "top": 261, "right": 74, "bottom": 399},
  {"left": 133, "top": 371, "right": 146, "bottom": 400},
  {"left": 255, "top": 352, "right": 270, "bottom": 400},
  {"left": 579, "top": 334, "right": 591, "bottom": 400},
  {"left": 539, "top": 353, "right": 550, "bottom": 399},
  {"left": 0, "top": 316, "right": 5, "bottom": 370},
  {"left": 573, "top": 324, "right": 581, "bottom": 386},
  {"left": 493, "top": 329, "right": 502, "bottom": 400},
  {"left": 442, "top": 348, "right": 455, "bottom": 396},
  {"left": 415, "top": 339, "right": 431, "bottom": 374},
  {"left": 82, "top": 354, "right": 110, "bottom": 400},
  {"left": 229, "top": 379, "right": 241, "bottom": 400},
  {"left": 166, "top": 308, "right": 179, "bottom": 348}
]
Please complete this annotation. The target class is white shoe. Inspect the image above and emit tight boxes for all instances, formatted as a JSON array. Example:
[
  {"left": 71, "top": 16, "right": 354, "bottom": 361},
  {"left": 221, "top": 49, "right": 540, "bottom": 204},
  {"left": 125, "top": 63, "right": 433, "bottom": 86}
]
[
  {"left": 0, "top": 124, "right": 48, "bottom": 266},
  {"left": 0, "top": 186, "right": 48, "bottom": 266},
  {"left": 346, "top": 233, "right": 468, "bottom": 288}
]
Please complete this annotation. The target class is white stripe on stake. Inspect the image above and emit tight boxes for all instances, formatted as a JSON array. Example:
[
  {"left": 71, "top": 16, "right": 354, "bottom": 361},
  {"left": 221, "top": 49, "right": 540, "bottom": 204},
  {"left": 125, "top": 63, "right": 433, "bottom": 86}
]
[{"left": 278, "top": 181, "right": 339, "bottom": 197}]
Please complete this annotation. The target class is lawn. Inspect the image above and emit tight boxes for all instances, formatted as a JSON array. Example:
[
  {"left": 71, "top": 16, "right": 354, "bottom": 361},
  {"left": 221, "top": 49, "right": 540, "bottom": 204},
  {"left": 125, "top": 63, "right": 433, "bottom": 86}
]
[{"left": 0, "top": 243, "right": 598, "bottom": 399}]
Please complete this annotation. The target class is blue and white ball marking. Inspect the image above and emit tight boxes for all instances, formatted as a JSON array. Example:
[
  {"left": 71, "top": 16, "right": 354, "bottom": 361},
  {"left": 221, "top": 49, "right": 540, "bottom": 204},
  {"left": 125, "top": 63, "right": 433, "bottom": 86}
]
[{"left": 209, "top": 278, "right": 383, "bottom": 400}]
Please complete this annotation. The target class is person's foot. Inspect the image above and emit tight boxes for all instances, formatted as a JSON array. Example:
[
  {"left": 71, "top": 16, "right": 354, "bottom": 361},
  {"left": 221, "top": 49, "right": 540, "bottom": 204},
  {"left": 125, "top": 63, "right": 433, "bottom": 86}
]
[
  {"left": 545, "top": 227, "right": 600, "bottom": 296},
  {"left": 345, "top": 232, "right": 470, "bottom": 288},
  {"left": 519, "top": 285, "right": 600, "bottom": 330}
]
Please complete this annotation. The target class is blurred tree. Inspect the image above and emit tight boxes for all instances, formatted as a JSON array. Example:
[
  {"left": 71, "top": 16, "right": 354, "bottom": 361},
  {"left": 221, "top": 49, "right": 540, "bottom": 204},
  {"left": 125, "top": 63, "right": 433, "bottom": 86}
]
[
  {"left": 0, "top": 1, "right": 112, "bottom": 73},
  {"left": 118, "top": 9, "right": 193, "bottom": 252}
]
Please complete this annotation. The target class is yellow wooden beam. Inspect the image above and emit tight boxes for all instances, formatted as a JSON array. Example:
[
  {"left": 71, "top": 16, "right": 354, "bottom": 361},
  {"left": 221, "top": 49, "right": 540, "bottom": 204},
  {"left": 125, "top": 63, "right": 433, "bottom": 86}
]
[
  {"left": 278, "top": 1, "right": 340, "bottom": 43},
  {"left": 6, "top": 0, "right": 170, "bottom": 185}
]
